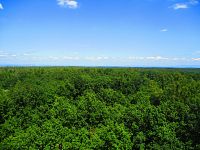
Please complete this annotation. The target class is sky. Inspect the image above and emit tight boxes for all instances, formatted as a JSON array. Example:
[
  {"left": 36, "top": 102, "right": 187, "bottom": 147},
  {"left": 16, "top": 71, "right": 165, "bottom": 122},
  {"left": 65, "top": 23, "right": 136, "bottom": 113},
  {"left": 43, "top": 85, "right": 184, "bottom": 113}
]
[{"left": 0, "top": 0, "right": 200, "bottom": 67}]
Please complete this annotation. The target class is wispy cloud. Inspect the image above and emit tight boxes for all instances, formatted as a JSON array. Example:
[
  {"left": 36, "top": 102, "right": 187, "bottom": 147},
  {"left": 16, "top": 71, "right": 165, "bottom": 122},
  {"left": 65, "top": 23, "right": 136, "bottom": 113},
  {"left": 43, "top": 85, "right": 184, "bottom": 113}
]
[
  {"left": 0, "top": 52, "right": 191, "bottom": 62},
  {"left": 63, "top": 56, "right": 80, "bottom": 60},
  {"left": 192, "top": 58, "right": 200, "bottom": 61},
  {"left": 0, "top": 54, "right": 7, "bottom": 57},
  {"left": 172, "top": 57, "right": 187, "bottom": 61},
  {"left": 84, "top": 56, "right": 109, "bottom": 61},
  {"left": 23, "top": 53, "right": 33, "bottom": 56},
  {"left": 172, "top": 3, "right": 188, "bottom": 10},
  {"left": 160, "top": 28, "right": 168, "bottom": 32},
  {"left": 171, "top": 0, "right": 199, "bottom": 10},
  {"left": 57, "top": 0, "right": 78, "bottom": 9},
  {"left": 0, "top": 52, "right": 17, "bottom": 58},
  {"left": 1, "top": 50, "right": 199, "bottom": 67},
  {"left": 128, "top": 56, "right": 169, "bottom": 61},
  {"left": 189, "top": 0, "right": 199, "bottom": 5},
  {"left": 0, "top": 3, "right": 3, "bottom": 10}
]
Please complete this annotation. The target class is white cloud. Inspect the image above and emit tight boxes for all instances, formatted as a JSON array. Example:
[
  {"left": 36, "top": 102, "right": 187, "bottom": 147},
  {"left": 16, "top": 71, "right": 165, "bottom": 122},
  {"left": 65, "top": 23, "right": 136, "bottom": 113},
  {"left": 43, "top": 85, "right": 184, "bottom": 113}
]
[
  {"left": 128, "top": 56, "right": 169, "bottom": 61},
  {"left": 57, "top": 0, "right": 78, "bottom": 9},
  {"left": 0, "top": 52, "right": 17, "bottom": 58},
  {"left": 160, "top": 28, "right": 168, "bottom": 32},
  {"left": 23, "top": 53, "right": 33, "bottom": 56},
  {"left": 146, "top": 56, "right": 169, "bottom": 60},
  {"left": 171, "top": 0, "right": 199, "bottom": 10},
  {"left": 189, "top": 0, "right": 199, "bottom": 5},
  {"left": 63, "top": 56, "right": 80, "bottom": 60},
  {"left": 84, "top": 56, "right": 110, "bottom": 61},
  {"left": 128, "top": 56, "right": 145, "bottom": 60},
  {"left": 0, "top": 54, "right": 7, "bottom": 57},
  {"left": 128, "top": 56, "right": 194, "bottom": 62},
  {"left": 48, "top": 56, "right": 59, "bottom": 60},
  {"left": 0, "top": 3, "right": 3, "bottom": 10},
  {"left": 0, "top": 51, "right": 8, "bottom": 57},
  {"left": 172, "top": 57, "right": 186, "bottom": 61},
  {"left": 192, "top": 58, "right": 200, "bottom": 61},
  {"left": 172, "top": 3, "right": 188, "bottom": 10},
  {"left": 1, "top": 51, "right": 198, "bottom": 67}
]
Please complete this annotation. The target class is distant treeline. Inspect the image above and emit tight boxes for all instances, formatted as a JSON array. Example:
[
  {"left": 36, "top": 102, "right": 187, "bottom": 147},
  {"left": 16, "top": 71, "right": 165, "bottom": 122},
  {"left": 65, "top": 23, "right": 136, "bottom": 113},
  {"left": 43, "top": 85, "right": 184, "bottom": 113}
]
[{"left": 0, "top": 67, "right": 200, "bottom": 149}]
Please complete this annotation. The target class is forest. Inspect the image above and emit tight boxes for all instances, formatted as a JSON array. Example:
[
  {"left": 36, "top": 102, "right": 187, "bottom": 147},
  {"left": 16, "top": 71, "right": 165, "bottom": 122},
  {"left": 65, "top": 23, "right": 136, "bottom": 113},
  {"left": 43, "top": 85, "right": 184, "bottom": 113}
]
[{"left": 0, "top": 67, "right": 200, "bottom": 150}]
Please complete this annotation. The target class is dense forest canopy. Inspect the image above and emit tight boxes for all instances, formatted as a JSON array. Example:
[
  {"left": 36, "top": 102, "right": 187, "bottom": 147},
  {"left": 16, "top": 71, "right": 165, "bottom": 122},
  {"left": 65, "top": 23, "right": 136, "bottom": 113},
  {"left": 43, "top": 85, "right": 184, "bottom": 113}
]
[{"left": 0, "top": 67, "right": 200, "bottom": 149}]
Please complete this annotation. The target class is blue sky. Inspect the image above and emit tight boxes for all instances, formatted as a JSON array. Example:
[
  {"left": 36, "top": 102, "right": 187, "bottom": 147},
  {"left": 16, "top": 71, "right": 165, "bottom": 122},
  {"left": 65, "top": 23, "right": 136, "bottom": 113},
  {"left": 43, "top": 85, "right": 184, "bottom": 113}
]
[{"left": 0, "top": 0, "right": 200, "bottom": 67}]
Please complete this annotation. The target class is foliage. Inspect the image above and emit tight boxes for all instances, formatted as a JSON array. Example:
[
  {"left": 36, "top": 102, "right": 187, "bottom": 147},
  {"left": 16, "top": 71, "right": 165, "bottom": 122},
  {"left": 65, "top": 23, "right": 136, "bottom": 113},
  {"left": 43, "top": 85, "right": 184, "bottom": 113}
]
[{"left": 0, "top": 67, "right": 200, "bottom": 149}]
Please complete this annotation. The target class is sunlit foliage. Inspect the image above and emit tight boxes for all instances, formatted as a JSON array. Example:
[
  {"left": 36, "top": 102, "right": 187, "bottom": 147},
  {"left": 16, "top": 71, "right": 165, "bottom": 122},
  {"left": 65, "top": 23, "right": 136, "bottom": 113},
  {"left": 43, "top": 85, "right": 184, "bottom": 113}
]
[{"left": 0, "top": 67, "right": 200, "bottom": 149}]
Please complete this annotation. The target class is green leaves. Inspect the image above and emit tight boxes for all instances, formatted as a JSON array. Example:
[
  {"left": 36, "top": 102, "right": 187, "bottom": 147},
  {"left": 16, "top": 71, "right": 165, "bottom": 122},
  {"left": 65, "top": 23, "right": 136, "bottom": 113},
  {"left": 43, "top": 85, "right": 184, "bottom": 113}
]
[{"left": 0, "top": 67, "right": 200, "bottom": 149}]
